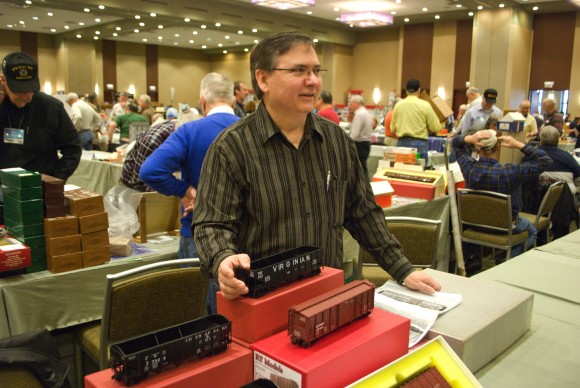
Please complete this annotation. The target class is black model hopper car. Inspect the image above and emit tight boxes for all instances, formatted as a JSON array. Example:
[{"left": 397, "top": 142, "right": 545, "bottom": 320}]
[{"left": 234, "top": 246, "right": 322, "bottom": 298}]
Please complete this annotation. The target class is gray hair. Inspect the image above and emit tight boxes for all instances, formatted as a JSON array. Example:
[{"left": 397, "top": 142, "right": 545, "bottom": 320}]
[
  {"left": 540, "top": 125, "right": 560, "bottom": 146},
  {"left": 200, "top": 72, "right": 234, "bottom": 106},
  {"left": 139, "top": 94, "right": 151, "bottom": 106},
  {"left": 466, "top": 87, "right": 480, "bottom": 96},
  {"left": 66, "top": 92, "right": 79, "bottom": 102},
  {"left": 250, "top": 31, "right": 315, "bottom": 100},
  {"left": 350, "top": 94, "right": 365, "bottom": 105}
]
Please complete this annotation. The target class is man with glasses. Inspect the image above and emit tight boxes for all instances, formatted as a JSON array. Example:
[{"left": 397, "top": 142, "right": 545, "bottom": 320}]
[{"left": 192, "top": 32, "right": 441, "bottom": 313}]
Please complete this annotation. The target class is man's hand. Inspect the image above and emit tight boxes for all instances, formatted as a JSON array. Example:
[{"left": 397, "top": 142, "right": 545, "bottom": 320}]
[
  {"left": 217, "top": 254, "right": 251, "bottom": 300},
  {"left": 402, "top": 271, "right": 442, "bottom": 295},
  {"left": 498, "top": 135, "right": 524, "bottom": 149},
  {"left": 182, "top": 186, "right": 197, "bottom": 216},
  {"left": 464, "top": 129, "right": 494, "bottom": 147}
]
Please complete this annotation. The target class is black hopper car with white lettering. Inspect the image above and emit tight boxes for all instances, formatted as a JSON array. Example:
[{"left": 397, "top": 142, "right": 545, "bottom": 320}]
[
  {"left": 234, "top": 246, "right": 322, "bottom": 298},
  {"left": 110, "top": 314, "right": 232, "bottom": 386}
]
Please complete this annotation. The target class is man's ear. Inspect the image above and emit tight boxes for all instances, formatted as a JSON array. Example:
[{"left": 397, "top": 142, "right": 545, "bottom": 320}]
[{"left": 255, "top": 69, "right": 269, "bottom": 95}]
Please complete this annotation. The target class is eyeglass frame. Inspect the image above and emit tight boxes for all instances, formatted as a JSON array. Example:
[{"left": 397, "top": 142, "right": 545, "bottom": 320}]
[{"left": 269, "top": 66, "right": 328, "bottom": 78}]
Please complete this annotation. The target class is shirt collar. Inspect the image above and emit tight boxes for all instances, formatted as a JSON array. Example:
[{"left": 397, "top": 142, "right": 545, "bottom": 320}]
[
  {"left": 207, "top": 105, "right": 235, "bottom": 116},
  {"left": 254, "top": 102, "right": 325, "bottom": 145}
]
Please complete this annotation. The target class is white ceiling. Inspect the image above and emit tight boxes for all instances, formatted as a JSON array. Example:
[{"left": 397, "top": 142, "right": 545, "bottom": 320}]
[{"left": 0, "top": 0, "right": 576, "bottom": 54}]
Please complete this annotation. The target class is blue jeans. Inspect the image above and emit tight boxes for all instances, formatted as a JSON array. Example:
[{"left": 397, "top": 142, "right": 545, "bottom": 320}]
[
  {"left": 397, "top": 137, "right": 429, "bottom": 167},
  {"left": 206, "top": 279, "right": 220, "bottom": 316},
  {"left": 177, "top": 236, "right": 198, "bottom": 259},
  {"left": 511, "top": 216, "right": 537, "bottom": 257},
  {"left": 79, "top": 130, "right": 93, "bottom": 151}
]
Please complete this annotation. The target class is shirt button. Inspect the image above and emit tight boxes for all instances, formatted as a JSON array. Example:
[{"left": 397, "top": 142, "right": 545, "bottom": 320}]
[{"left": 306, "top": 213, "right": 311, "bottom": 218}]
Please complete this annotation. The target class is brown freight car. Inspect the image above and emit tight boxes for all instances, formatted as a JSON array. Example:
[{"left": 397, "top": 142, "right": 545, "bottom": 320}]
[{"left": 288, "top": 280, "right": 375, "bottom": 347}]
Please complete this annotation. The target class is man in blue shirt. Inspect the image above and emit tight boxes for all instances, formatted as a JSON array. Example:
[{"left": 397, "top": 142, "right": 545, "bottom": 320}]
[
  {"left": 457, "top": 88, "right": 502, "bottom": 136},
  {"left": 452, "top": 129, "right": 552, "bottom": 272},
  {"left": 140, "top": 72, "right": 239, "bottom": 262}
]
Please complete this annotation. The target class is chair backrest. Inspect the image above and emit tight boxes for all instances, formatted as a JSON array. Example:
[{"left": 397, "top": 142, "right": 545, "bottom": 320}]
[
  {"left": 99, "top": 258, "right": 208, "bottom": 369},
  {"left": 535, "top": 181, "right": 565, "bottom": 226},
  {"left": 128, "top": 122, "right": 150, "bottom": 142},
  {"left": 384, "top": 216, "right": 442, "bottom": 268},
  {"left": 456, "top": 189, "right": 513, "bottom": 233}
]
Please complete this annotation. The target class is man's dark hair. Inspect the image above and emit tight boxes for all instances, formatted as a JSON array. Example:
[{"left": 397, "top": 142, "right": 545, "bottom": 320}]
[
  {"left": 127, "top": 103, "right": 139, "bottom": 113},
  {"left": 320, "top": 90, "right": 333, "bottom": 104},
  {"left": 234, "top": 80, "right": 243, "bottom": 93},
  {"left": 250, "top": 31, "right": 315, "bottom": 100}
]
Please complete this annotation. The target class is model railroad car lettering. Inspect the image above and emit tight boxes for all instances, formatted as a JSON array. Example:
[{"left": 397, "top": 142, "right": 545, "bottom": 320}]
[
  {"left": 255, "top": 354, "right": 263, "bottom": 362},
  {"left": 265, "top": 358, "right": 284, "bottom": 373}
]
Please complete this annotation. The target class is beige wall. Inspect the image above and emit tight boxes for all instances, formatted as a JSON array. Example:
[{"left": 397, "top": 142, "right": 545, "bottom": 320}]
[
  {"left": 504, "top": 10, "right": 533, "bottom": 111},
  {"left": 0, "top": 30, "right": 21, "bottom": 64},
  {"left": 116, "top": 42, "right": 146, "bottom": 100},
  {"left": 431, "top": 22, "right": 457, "bottom": 110},
  {"left": 210, "top": 52, "right": 252, "bottom": 92}
]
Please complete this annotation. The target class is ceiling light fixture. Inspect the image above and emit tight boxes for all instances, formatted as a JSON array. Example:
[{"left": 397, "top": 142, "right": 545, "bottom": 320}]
[
  {"left": 251, "top": 0, "right": 314, "bottom": 11},
  {"left": 339, "top": 11, "right": 393, "bottom": 27}
]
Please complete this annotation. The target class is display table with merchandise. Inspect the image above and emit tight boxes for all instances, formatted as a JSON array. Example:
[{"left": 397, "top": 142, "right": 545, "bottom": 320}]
[
  {"left": 66, "top": 151, "right": 123, "bottom": 195},
  {"left": 0, "top": 238, "right": 180, "bottom": 338}
]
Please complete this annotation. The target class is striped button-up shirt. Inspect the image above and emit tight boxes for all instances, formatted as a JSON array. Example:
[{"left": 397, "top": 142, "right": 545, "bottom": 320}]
[{"left": 192, "top": 102, "right": 414, "bottom": 283}]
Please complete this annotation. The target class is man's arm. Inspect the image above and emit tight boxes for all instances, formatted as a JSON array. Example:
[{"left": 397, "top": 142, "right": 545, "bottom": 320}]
[
  {"left": 426, "top": 105, "right": 444, "bottom": 134},
  {"left": 91, "top": 108, "right": 101, "bottom": 131},
  {"left": 349, "top": 110, "right": 362, "bottom": 140},
  {"left": 55, "top": 104, "right": 82, "bottom": 180}
]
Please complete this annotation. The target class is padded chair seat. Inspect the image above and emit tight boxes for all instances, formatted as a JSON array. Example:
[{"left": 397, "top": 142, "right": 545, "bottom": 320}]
[
  {"left": 520, "top": 213, "right": 550, "bottom": 231},
  {"left": 0, "top": 366, "right": 43, "bottom": 388},
  {"left": 463, "top": 228, "right": 528, "bottom": 246},
  {"left": 78, "top": 323, "right": 102, "bottom": 365}
]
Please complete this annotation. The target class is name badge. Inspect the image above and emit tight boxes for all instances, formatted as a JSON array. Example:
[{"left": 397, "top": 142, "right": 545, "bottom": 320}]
[{"left": 4, "top": 128, "right": 25, "bottom": 145}]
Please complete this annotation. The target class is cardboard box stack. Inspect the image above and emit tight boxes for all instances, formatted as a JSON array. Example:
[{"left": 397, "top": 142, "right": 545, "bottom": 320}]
[
  {"left": 42, "top": 174, "right": 66, "bottom": 218},
  {"left": 64, "top": 188, "right": 110, "bottom": 268},
  {"left": 0, "top": 168, "right": 45, "bottom": 273}
]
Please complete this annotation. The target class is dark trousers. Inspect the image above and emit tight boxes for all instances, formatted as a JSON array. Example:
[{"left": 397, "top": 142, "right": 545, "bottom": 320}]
[{"left": 355, "top": 141, "right": 371, "bottom": 179}]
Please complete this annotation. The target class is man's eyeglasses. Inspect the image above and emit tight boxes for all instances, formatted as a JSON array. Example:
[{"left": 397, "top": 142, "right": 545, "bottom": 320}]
[{"left": 270, "top": 66, "right": 327, "bottom": 79}]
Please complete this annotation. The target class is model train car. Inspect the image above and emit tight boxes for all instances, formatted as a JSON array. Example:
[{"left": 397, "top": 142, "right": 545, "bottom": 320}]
[
  {"left": 110, "top": 314, "right": 232, "bottom": 386},
  {"left": 235, "top": 246, "right": 322, "bottom": 298},
  {"left": 288, "top": 279, "right": 375, "bottom": 347}
]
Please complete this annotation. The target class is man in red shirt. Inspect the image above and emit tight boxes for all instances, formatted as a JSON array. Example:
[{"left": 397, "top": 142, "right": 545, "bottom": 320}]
[{"left": 315, "top": 90, "right": 340, "bottom": 124}]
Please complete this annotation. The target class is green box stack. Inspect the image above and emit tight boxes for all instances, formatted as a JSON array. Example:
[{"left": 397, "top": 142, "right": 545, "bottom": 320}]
[{"left": 1, "top": 168, "right": 46, "bottom": 273}]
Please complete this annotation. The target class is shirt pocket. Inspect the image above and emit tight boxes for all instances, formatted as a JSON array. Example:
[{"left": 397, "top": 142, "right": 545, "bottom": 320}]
[{"left": 327, "top": 179, "right": 347, "bottom": 227}]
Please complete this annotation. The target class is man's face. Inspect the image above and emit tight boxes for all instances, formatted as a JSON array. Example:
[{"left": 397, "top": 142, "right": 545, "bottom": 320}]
[
  {"left": 257, "top": 43, "right": 322, "bottom": 116},
  {"left": 236, "top": 83, "right": 249, "bottom": 102},
  {"left": 482, "top": 99, "right": 494, "bottom": 110},
  {"left": 519, "top": 103, "right": 530, "bottom": 117},
  {"left": 0, "top": 75, "right": 34, "bottom": 108},
  {"left": 348, "top": 99, "right": 358, "bottom": 111},
  {"left": 138, "top": 97, "right": 146, "bottom": 108},
  {"left": 542, "top": 101, "right": 554, "bottom": 114}
]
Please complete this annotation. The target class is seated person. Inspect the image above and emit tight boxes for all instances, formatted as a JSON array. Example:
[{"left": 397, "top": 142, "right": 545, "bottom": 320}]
[
  {"left": 107, "top": 102, "right": 148, "bottom": 151},
  {"left": 452, "top": 129, "right": 552, "bottom": 271}
]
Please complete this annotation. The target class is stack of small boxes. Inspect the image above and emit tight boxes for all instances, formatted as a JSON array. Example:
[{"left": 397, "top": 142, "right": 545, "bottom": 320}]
[
  {"left": 65, "top": 189, "right": 110, "bottom": 268},
  {"left": 0, "top": 168, "right": 46, "bottom": 273}
]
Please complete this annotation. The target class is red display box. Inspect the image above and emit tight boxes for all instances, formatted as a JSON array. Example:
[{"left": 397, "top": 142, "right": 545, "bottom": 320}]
[
  {"left": 388, "top": 180, "right": 436, "bottom": 200},
  {"left": 0, "top": 230, "right": 31, "bottom": 272},
  {"left": 84, "top": 342, "right": 253, "bottom": 388},
  {"left": 251, "top": 308, "right": 410, "bottom": 388},
  {"left": 217, "top": 267, "right": 344, "bottom": 344}
]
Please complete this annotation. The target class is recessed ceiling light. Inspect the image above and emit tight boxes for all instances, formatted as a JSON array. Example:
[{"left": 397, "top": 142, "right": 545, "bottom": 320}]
[
  {"left": 99, "top": 5, "right": 105, "bottom": 10},
  {"left": 404, "top": 18, "right": 409, "bottom": 22},
  {"left": 7, "top": 24, "right": 14, "bottom": 28},
  {"left": 158, "top": 25, "right": 163, "bottom": 29},
  {"left": 532, "top": 6, "right": 539, "bottom": 11},
  {"left": 135, "top": 15, "right": 141, "bottom": 20},
  {"left": 192, "top": 31, "right": 198, "bottom": 35},
  {"left": 422, "top": 7, "right": 428, "bottom": 12},
  {"left": 225, "top": 35, "right": 230, "bottom": 39},
  {"left": 334, "top": 7, "right": 339, "bottom": 12},
  {"left": 396, "top": 0, "right": 401, "bottom": 3},
  {"left": 174, "top": 33, "right": 180, "bottom": 37},
  {"left": 215, "top": 22, "right": 221, "bottom": 27},
  {"left": 19, "top": 20, "right": 24, "bottom": 24},
  {"left": 456, "top": 4, "right": 462, "bottom": 8},
  {"left": 499, "top": 3, "right": 505, "bottom": 8},
  {"left": 95, "top": 18, "right": 101, "bottom": 22},
  {"left": 202, "top": 45, "right": 207, "bottom": 49},
  {"left": 391, "top": 11, "right": 396, "bottom": 15},
  {"left": 113, "top": 32, "right": 118, "bottom": 36},
  {"left": 116, "top": 26, "right": 121, "bottom": 31},
  {"left": 25, "top": 0, "right": 32, "bottom": 4},
  {"left": 79, "top": 22, "right": 85, "bottom": 26},
  {"left": 335, "top": 17, "right": 340, "bottom": 21},
  {"left": 50, "top": 28, "right": 56, "bottom": 32},
  {"left": 218, "top": 43, "right": 223, "bottom": 47},
  {"left": 158, "top": 36, "right": 163, "bottom": 40},
  {"left": 478, "top": 6, "right": 483, "bottom": 10},
  {"left": 435, "top": 15, "right": 440, "bottom": 19},
  {"left": 142, "top": 38, "right": 147, "bottom": 42},
  {"left": 201, "top": 25, "right": 206, "bottom": 29},
  {"left": 32, "top": 16, "right": 39, "bottom": 20},
  {"left": 76, "top": 34, "right": 82, "bottom": 38},
  {"left": 349, "top": 24, "right": 353, "bottom": 28},
  {"left": 244, "top": 48, "right": 249, "bottom": 52},
  {"left": 252, "top": 28, "right": 257, "bottom": 32},
  {"left": 184, "top": 18, "right": 190, "bottom": 22},
  {"left": 47, "top": 12, "right": 53, "bottom": 16},
  {"left": 223, "top": 50, "right": 227, "bottom": 54},
  {"left": 95, "top": 31, "right": 100, "bottom": 35},
  {"left": 150, "top": 13, "right": 156, "bottom": 17},
  {"left": 468, "top": 12, "right": 474, "bottom": 16},
  {"left": 94, "top": 36, "right": 99, "bottom": 40},
  {"left": 307, "top": 11, "right": 312, "bottom": 15},
  {"left": 84, "top": 8, "right": 90, "bottom": 13},
  {"left": 189, "top": 39, "right": 194, "bottom": 43},
  {"left": 236, "top": 42, "right": 240, "bottom": 45},
  {"left": 134, "top": 29, "right": 139, "bottom": 33},
  {"left": 64, "top": 25, "right": 70, "bottom": 30},
  {"left": 139, "top": 22, "right": 145, "bottom": 26},
  {"left": 254, "top": 39, "right": 259, "bottom": 43},
  {"left": 313, "top": 38, "right": 318, "bottom": 43},
  {"left": 238, "top": 30, "right": 243, "bottom": 34}
]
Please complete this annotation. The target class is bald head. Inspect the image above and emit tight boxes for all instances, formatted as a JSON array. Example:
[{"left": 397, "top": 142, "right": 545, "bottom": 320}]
[{"left": 519, "top": 99, "right": 531, "bottom": 116}]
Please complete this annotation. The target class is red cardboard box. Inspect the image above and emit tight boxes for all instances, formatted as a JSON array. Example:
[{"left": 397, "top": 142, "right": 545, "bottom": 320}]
[
  {"left": 84, "top": 342, "right": 254, "bottom": 388},
  {"left": 370, "top": 180, "right": 394, "bottom": 208},
  {"left": 0, "top": 232, "right": 31, "bottom": 272},
  {"left": 251, "top": 308, "right": 410, "bottom": 388},
  {"left": 217, "top": 267, "right": 344, "bottom": 344}
]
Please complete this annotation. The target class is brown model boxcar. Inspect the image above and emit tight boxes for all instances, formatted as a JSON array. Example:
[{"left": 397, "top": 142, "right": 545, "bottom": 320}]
[{"left": 287, "top": 279, "right": 375, "bottom": 347}]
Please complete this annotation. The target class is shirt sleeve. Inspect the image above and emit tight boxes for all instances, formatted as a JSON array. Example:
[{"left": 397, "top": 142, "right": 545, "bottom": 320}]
[
  {"left": 349, "top": 110, "right": 362, "bottom": 140},
  {"left": 426, "top": 105, "right": 444, "bottom": 133},
  {"left": 139, "top": 128, "right": 190, "bottom": 198},
  {"left": 55, "top": 105, "right": 82, "bottom": 181}
]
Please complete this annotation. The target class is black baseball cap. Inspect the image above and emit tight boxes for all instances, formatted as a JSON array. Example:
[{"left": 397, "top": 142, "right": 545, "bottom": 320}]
[
  {"left": 406, "top": 79, "right": 420, "bottom": 93},
  {"left": 1, "top": 52, "right": 40, "bottom": 93},
  {"left": 483, "top": 88, "right": 498, "bottom": 103}
]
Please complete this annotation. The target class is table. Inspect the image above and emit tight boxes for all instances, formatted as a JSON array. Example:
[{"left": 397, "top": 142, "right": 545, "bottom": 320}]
[
  {"left": 345, "top": 195, "right": 450, "bottom": 280},
  {"left": 67, "top": 152, "right": 123, "bottom": 195},
  {"left": 472, "top": 229, "right": 580, "bottom": 387},
  {"left": 0, "top": 239, "right": 180, "bottom": 338}
]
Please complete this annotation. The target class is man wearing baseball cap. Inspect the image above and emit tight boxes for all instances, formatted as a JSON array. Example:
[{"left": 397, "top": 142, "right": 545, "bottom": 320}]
[
  {"left": 457, "top": 88, "right": 502, "bottom": 136},
  {"left": 0, "top": 52, "right": 81, "bottom": 180}
]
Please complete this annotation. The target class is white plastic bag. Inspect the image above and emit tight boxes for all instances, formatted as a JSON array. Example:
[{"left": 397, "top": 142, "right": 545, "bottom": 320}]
[{"left": 104, "top": 184, "right": 143, "bottom": 256}]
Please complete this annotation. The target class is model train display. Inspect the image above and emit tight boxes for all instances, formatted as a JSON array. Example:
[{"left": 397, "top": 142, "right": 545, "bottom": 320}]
[
  {"left": 110, "top": 314, "right": 232, "bottom": 386},
  {"left": 288, "top": 279, "right": 375, "bottom": 347},
  {"left": 234, "top": 246, "right": 322, "bottom": 298}
]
